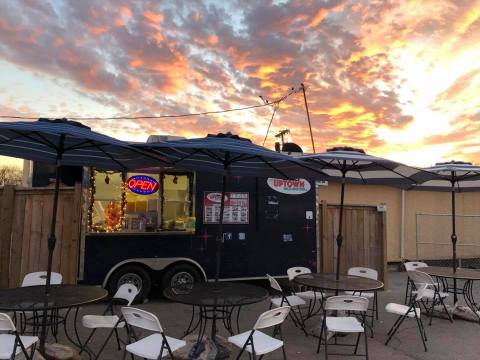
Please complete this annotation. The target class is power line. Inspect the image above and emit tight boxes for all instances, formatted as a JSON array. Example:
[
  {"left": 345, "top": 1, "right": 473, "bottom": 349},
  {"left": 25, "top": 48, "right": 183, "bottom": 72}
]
[
  {"left": 260, "top": 86, "right": 301, "bottom": 146},
  {"left": 0, "top": 92, "right": 298, "bottom": 121}
]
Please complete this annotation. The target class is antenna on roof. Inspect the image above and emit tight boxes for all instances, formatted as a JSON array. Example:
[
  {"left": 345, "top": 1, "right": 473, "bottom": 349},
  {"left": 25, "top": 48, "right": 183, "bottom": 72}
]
[{"left": 275, "top": 129, "right": 290, "bottom": 146}]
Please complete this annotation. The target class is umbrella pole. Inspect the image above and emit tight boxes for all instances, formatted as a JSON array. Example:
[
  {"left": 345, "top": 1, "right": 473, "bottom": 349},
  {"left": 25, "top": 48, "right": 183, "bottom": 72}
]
[
  {"left": 40, "top": 138, "right": 64, "bottom": 354},
  {"left": 451, "top": 180, "right": 458, "bottom": 304},
  {"left": 215, "top": 175, "right": 227, "bottom": 282},
  {"left": 335, "top": 174, "right": 346, "bottom": 284}
]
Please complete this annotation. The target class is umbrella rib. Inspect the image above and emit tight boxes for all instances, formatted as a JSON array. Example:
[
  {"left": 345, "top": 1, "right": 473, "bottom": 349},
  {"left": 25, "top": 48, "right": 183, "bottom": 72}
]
[
  {"left": 0, "top": 133, "right": 28, "bottom": 146},
  {"left": 356, "top": 169, "right": 367, "bottom": 184},
  {"left": 200, "top": 148, "right": 225, "bottom": 164},
  {"left": 256, "top": 155, "right": 289, "bottom": 179},
  {"left": 172, "top": 148, "right": 202, "bottom": 164},
  {"left": 229, "top": 154, "right": 256, "bottom": 163},
  {"left": 63, "top": 140, "right": 95, "bottom": 152},
  {"left": 89, "top": 141, "right": 127, "bottom": 170},
  {"left": 137, "top": 147, "right": 176, "bottom": 166},
  {"left": 293, "top": 160, "right": 329, "bottom": 177},
  {"left": 374, "top": 161, "right": 420, "bottom": 184},
  {"left": 32, "top": 131, "right": 59, "bottom": 150},
  {"left": 456, "top": 171, "right": 480, "bottom": 182},
  {"left": 128, "top": 146, "right": 173, "bottom": 165},
  {"left": 307, "top": 158, "right": 340, "bottom": 171},
  {"left": 11, "top": 130, "right": 58, "bottom": 151},
  {"left": 193, "top": 148, "right": 231, "bottom": 166}
]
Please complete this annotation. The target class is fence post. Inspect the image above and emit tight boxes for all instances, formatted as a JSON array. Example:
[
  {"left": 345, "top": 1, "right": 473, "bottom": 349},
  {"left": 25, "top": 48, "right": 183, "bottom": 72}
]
[{"left": 0, "top": 185, "right": 15, "bottom": 288}]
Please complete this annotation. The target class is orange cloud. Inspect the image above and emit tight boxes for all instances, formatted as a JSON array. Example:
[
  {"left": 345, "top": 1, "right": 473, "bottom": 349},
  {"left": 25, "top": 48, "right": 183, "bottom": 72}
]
[
  {"left": 143, "top": 11, "right": 164, "bottom": 24},
  {"left": 88, "top": 25, "right": 109, "bottom": 37},
  {"left": 120, "top": 6, "right": 132, "bottom": 18},
  {"left": 208, "top": 35, "right": 218, "bottom": 45}
]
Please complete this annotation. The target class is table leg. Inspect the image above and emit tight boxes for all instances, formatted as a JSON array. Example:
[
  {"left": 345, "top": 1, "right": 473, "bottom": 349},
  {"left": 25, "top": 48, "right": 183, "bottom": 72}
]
[
  {"left": 63, "top": 306, "right": 94, "bottom": 360},
  {"left": 183, "top": 305, "right": 201, "bottom": 338}
]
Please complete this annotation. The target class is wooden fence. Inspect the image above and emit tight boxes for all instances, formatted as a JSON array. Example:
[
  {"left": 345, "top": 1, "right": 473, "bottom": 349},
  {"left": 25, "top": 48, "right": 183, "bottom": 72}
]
[
  {"left": 318, "top": 201, "right": 387, "bottom": 285},
  {"left": 0, "top": 184, "right": 82, "bottom": 288}
]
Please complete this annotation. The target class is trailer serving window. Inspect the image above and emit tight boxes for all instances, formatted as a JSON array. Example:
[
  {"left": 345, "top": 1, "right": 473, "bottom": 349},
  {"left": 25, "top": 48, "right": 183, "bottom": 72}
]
[{"left": 88, "top": 169, "right": 195, "bottom": 233}]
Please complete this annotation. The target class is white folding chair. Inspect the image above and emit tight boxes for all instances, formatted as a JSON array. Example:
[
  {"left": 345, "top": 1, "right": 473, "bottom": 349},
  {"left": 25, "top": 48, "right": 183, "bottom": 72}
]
[
  {"left": 228, "top": 306, "right": 290, "bottom": 360},
  {"left": 317, "top": 295, "right": 369, "bottom": 359},
  {"left": 287, "top": 267, "right": 324, "bottom": 316},
  {"left": 403, "top": 262, "right": 437, "bottom": 303},
  {"left": 267, "top": 274, "right": 307, "bottom": 335},
  {"left": 408, "top": 270, "right": 452, "bottom": 325},
  {"left": 21, "top": 271, "right": 63, "bottom": 287},
  {"left": 0, "top": 313, "right": 38, "bottom": 360},
  {"left": 122, "top": 307, "right": 186, "bottom": 359},
  {"left": 344, "top": 267, "right": 379, "bottom": 334},
  {"left": 385, "top": 283, "right": 428, "bottom": 352},
  {"left": 17, "top": 271, "right": 63, "bottom": 337},
  {"left": 80, "top": 284, "right": 139, "bottom": 358}
]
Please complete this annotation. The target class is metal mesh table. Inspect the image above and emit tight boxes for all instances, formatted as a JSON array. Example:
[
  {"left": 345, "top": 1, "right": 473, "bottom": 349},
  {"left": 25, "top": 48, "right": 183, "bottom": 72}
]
[
  {"left": 421, "top": 266, "right": 480, "bottom": 321},
  {"left": 0, "top": 285, "right": 108, "bottom": 354},
  {"left": 294, "top": 273, "right": 384, "bottom": 292},
  {"left": 164, "top": 281, "right": 268, "bottom": 357}
]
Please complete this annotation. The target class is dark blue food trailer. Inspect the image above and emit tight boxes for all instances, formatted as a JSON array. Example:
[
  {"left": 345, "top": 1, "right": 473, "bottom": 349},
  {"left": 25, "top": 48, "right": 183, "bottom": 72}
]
[{"left": 82, "top": 169, "right": 317, "bottom": 301}]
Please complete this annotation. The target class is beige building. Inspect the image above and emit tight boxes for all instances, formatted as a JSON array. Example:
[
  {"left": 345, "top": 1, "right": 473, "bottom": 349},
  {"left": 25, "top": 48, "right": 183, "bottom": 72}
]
[{"left": 316, "top": 181, "right": 480, "bottom": 265}]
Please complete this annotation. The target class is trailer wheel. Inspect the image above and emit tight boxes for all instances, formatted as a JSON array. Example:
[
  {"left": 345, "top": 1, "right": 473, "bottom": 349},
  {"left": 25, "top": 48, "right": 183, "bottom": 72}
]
[
  {"left": 161, "top": 263, "right": 203, "bottom": 290},
  {"left": 108, "top": 265, "right": 152, "bottom": 303}
]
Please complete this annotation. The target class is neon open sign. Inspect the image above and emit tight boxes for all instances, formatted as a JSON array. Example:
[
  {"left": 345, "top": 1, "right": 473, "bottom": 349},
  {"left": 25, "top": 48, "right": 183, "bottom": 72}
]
[{"left": 127, "top": 175, "right": 159, "bottom": 195}]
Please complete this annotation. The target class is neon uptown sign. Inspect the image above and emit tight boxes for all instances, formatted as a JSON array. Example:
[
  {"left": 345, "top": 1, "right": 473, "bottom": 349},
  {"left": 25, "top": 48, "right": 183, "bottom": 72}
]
[{"left": 127, "top": 175, "right": 159, "bottom": 195}]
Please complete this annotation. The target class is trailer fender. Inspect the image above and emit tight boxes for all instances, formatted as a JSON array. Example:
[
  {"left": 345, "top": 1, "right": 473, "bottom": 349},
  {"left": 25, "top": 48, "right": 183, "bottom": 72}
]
[{"left": 102, "top": 257, "right": 207, "bottom": 288}]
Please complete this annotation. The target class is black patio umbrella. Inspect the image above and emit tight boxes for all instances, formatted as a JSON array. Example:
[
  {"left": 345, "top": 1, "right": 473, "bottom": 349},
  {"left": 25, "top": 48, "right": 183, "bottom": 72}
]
[
  {"left": 135, "top": 132, "right": 325, "bottom": 281},
  {"left": 413, "top": 161, "right": 480, "bottom": 304},
  {"left": 299, "top": 147, "right": 436, "bottom": 281},
  {"left": 0, "top": 118, "right": 168, "bottom": 352}
]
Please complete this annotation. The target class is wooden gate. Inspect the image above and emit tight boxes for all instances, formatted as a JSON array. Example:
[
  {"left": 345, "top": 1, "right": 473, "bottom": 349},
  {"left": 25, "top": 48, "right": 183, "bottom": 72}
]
[
  {"left": 0, "top": 184, "right": 82, "bottom": 288},
  {"left": 318, "top": 201, "right": 387, "bottom": 284}
]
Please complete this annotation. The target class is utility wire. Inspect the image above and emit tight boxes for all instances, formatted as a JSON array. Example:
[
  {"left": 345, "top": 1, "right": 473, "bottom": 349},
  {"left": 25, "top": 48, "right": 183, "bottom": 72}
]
[
  {"left": 262, "top": 104, "right": 278, "bottom": 146},
  {"left": 0, "top": 91, "right": 297, "bottom": 121},
  {"left": 261, "top": 86, "right": 301, "bottom": 146}
]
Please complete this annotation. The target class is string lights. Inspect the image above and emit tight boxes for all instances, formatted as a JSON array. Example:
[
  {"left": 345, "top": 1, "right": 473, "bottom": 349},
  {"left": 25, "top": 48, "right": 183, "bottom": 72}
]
[{"left": 87, "top": 169, "right": 127, "bottom": 233}]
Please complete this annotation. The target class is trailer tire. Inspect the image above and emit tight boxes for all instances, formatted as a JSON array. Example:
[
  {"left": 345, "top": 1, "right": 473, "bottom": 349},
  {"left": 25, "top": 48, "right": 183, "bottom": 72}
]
[
  {"left": 161, "top": 263, "right": 203, "bottom": 290},
  {"left": 108, "top": 265, "right": 152, "bottom": 303}
]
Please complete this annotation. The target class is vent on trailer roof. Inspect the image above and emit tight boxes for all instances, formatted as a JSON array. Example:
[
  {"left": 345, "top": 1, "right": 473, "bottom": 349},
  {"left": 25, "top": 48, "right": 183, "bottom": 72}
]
[{"left": 147, "top": 135, "right": 185, "bottom": 143}]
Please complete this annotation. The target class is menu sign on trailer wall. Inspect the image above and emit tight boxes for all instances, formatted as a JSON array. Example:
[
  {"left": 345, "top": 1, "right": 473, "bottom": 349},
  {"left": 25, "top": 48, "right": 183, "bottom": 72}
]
[{"left": 203, "top": 192, "right": 249, "bottom": 224}]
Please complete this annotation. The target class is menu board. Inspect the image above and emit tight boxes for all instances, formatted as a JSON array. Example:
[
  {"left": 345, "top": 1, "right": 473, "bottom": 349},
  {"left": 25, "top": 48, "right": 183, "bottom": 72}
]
[{"left": 203, "top": 192, "right": 249, "bottom": 224}]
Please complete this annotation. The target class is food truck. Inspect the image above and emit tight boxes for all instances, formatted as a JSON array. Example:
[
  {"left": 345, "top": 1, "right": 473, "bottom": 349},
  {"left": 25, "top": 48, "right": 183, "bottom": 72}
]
[{"left": 29, "top": 138, "right": 317, "bottom": 301}]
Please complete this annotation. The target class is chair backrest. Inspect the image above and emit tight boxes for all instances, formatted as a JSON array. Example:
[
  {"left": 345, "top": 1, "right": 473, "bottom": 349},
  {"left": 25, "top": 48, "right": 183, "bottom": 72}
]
[
  {"left": 404, "top": 261, "right": 428, "bottom": 271},
  {"left": 324, "top": 295, "right": 369, "bottom": 312},
  {"left": 407, "top": 270, "right": 435, "bottom": 287},
  {"left": 287, "top": 267, "right": 311, "bottom": 281},
  {"left": 121, "top": 307, "right": 163, "bottom": 332},
  {"left": 22, "top": 271, "right": 63, "bottom": 287},
  {"left": 347, "top": 267, "right": 378, "bottom": 280},
  {"left": 0, "top": 313, "right": 16, "bottom": 332},
  {"left": 253, "top": 306, "right": 290, "bottom": 330},
  {"left": 113, "top": 284, "right": 139, "bottom": 306},
  {"left": 267, "top": 274, "right": 282, "bottom": 292}
]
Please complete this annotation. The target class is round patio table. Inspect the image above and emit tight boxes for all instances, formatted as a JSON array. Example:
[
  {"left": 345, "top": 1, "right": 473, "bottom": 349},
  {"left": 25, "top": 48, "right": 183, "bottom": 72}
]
[
  {"left": 164, "top": 282, "right": 268, "bottom": 358},
  {"left": 421, "top": 266, "right": 480, "bottom": 321},
  {"left": 294, "top": 273, "right": 384, "bottom": 337},
  {"left": 0, "top": 284, "right": 108, "bottom": 355},
  {"left": 294, "top": 272, "right": 384, "bottom": 292}
]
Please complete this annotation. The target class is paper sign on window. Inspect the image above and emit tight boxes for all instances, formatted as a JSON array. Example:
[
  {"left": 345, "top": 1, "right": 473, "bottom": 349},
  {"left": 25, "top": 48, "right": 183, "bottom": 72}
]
[{"left": 203, "top": 192, "right": 249, "bottom": 224}]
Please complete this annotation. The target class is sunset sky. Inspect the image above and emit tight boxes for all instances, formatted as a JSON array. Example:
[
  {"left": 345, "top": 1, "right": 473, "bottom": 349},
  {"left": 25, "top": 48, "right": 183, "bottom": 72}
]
[{"left": 1, "top": 0, "right": 479, "bottom": 168}]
